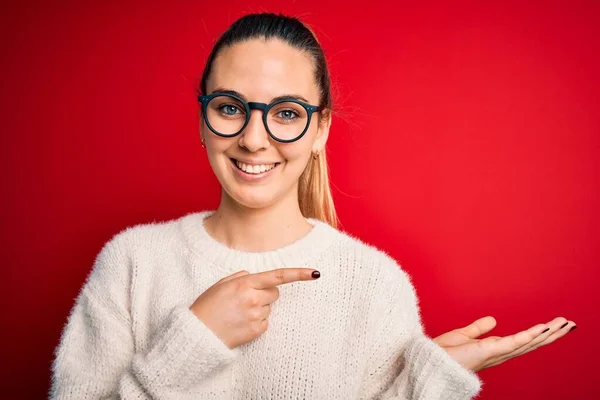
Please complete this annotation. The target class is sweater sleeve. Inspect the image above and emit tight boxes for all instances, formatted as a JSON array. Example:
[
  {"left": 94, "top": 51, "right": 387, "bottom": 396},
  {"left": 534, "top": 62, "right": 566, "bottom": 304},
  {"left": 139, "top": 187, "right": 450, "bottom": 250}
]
[
  {"left": 50, "top": 231, "right": 239, "bottom": 399},
  {"left": 357, "top": 258, "right": 483, "bottom": 400}
]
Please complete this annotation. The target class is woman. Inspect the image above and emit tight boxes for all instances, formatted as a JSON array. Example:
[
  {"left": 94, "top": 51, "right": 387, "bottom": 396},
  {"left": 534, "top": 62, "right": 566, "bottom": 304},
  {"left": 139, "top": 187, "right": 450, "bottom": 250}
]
[{"left": 50, "top": 12, "right": 576, "bottom": 399}]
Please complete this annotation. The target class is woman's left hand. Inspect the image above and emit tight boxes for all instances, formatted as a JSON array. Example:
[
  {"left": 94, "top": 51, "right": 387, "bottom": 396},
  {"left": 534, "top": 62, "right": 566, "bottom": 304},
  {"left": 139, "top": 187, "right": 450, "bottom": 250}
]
[{"left": 433, "top": 316, "right": 577, "bottom": 372}]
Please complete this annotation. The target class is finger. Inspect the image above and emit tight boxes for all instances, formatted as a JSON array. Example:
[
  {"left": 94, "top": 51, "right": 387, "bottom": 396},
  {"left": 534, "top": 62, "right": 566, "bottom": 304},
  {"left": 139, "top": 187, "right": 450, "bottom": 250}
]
[
  {"left": 487, "top": 323, "right": 548, "bottom": 359},
  {"left": 260, "top": 318, "right": 269, "bottom": 331},
  {"left": 217, "top": 270, "right": 250, "bottom": 285},
  {"left": 260, "top": 303, "right": 271, "bottom": 320},
  {"left": 247, "top": 268, "right": 320, "bottom": 289},
  {"left": 484, "top": 319, "right": 561, "bottom": 368},
  {"left": 496, "top": 318, "right": 573, "bottom": 362},
  {"left": 258, "top": 287, "right": 280, "bottom": 305}
]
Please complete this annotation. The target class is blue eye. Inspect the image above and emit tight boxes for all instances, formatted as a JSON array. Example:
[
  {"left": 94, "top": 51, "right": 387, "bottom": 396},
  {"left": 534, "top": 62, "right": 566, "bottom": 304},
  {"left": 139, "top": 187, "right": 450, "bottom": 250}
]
[
  {"left": 278, "top": 110, "right": 299, "bottom": 121},
  {"left": 219, "top": 104, "right": 242, "bottom": 116}
]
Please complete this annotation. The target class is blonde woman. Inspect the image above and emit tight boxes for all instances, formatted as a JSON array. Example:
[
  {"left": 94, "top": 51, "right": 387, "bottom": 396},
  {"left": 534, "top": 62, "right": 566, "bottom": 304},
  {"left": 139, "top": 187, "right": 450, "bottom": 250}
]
[{"left": 51, "top": 12, "right": 576, "bottom": 399}]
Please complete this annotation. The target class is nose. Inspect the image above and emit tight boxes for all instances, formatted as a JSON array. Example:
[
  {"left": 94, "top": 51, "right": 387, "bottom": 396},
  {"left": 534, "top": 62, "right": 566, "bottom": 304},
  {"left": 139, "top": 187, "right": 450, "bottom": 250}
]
[{"left": 238, "top": 109, "right": 270, "bottom": 152}]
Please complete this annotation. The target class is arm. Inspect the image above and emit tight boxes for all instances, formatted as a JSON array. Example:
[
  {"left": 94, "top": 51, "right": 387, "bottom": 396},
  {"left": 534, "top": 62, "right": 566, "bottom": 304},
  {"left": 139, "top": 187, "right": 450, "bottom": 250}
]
[
  {"left": 358, "top": 259, "right": 483, "bottom": 400},
  {"left": 50, "top": 231, "right": 239, "bottom": 399}
]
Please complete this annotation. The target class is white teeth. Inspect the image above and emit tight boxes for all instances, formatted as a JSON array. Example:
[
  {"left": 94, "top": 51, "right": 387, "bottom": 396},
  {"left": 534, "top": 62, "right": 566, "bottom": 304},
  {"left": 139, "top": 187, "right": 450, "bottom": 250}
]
[{"left": 235, "top": 160, "right": 276, "bottom": 174}]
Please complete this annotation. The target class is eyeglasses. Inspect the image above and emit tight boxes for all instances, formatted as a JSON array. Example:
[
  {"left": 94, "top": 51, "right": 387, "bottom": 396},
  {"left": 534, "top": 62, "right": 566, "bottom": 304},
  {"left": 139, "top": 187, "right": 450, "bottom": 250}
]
[{"left": 197, "top": 92, "right": 321, "bottom": 143}]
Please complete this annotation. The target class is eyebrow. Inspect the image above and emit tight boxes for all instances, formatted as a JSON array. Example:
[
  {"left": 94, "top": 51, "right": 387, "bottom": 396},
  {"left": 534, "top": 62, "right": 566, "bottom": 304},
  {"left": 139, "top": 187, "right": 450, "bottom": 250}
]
[{"left": 211, "top": 87, "right": 311, "bottom": 104}]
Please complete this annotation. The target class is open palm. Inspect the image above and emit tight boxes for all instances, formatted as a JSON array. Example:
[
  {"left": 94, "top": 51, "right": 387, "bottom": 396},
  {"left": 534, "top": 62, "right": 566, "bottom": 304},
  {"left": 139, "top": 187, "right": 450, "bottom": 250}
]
[{"left": 433, "top": 316, "right": 577, "bottom": 372}]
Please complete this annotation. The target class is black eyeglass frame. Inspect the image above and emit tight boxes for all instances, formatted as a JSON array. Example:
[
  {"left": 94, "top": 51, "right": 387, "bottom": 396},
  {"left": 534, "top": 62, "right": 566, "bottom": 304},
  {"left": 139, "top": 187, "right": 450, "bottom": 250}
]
[{"left": 197, "top": 92, "right": 321, "bottom": 143}]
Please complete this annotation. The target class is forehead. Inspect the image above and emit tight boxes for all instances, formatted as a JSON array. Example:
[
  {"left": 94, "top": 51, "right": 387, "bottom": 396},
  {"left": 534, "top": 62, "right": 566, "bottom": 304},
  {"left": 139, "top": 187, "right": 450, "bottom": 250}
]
[{"left": 207, "top": 38, "right": 319, "bottom": 103}]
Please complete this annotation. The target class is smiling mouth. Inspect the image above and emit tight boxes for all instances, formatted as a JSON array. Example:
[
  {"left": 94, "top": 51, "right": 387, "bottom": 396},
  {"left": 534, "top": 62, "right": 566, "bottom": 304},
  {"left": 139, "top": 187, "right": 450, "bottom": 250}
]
[{"left": 230, "top": 158, "right": 281, "bottom": 175}]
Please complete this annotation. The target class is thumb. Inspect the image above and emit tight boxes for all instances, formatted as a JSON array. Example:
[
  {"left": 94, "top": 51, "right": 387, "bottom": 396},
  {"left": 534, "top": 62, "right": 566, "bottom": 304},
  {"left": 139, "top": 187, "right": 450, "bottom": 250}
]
[
  {"left": 460, "top": 316, "right": 497, "bottom": 339},
  {"left": 217, "top": 269, "right": 250, "bottom": 285}
]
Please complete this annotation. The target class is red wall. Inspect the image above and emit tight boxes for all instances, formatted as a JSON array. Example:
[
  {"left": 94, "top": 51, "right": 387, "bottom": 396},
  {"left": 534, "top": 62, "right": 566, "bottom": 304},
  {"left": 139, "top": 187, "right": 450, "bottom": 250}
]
[{"left": 2, "top": 1, "right": 598, "bottom": 398}]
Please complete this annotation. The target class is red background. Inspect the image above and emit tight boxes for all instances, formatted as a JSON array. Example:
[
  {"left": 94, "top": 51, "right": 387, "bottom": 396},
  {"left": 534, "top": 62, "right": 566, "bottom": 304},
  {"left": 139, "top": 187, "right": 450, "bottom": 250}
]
[{"left": 2, "top": 1, "right": 598, "bottom": 398}]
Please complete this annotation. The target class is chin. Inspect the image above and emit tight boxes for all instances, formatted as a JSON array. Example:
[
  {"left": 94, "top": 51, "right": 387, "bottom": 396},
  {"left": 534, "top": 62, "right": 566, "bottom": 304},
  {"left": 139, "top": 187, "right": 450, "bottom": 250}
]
[{"left": 227, "top": 188, "right": 281, "bottom": 210}]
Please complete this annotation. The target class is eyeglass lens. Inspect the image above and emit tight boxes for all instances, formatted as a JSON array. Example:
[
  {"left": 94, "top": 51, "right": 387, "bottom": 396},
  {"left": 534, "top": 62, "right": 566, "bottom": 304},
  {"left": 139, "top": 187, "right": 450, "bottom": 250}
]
[{"left": 205, "top": 94, "right": 309, "bottom": 141}]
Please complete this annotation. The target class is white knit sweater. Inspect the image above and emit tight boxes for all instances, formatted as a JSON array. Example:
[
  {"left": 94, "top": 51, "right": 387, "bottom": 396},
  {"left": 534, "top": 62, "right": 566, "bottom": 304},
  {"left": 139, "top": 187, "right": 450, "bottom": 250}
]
[{"left": 50, "top": 210, "right": 483, "bottom": 399}]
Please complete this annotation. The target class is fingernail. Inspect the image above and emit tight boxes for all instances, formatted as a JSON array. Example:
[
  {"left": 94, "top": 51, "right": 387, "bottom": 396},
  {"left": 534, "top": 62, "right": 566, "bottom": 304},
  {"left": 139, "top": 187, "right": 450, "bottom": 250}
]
[
  {"left": 568, "top": 325, "right": 577, "bottom": 333},
  {"left": 560, "top": 322, "right": 569, "bottom": 329},
  {"left": 542, "top": 328, "right": 550, "bottom": 333},
  {"left": 311, "top": 270, "right": 321, "bottom": 279}
]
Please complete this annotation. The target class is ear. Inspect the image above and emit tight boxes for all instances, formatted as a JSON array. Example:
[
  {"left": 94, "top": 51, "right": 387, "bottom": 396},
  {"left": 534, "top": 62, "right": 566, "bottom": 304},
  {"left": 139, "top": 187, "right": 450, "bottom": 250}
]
[{"left": 312, "top": 109, "right": 332, "bottom": 153}]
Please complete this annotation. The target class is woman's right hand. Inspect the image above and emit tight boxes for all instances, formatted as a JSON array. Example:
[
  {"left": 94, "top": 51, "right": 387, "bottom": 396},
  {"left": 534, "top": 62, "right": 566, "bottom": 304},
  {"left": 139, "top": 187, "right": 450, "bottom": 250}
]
[{"left": 189, "top": 267, "right": 320, "bottom": 349}]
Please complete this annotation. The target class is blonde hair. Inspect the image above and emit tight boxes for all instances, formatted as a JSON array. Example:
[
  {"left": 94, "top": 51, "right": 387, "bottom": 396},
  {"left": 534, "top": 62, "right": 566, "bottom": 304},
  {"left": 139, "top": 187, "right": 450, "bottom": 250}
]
[
  {"left": 298, "top": 144, "right": 338, "bottom": 229},
  {"left": 297, "top": 23, "right": 338, "bottom": 229}
]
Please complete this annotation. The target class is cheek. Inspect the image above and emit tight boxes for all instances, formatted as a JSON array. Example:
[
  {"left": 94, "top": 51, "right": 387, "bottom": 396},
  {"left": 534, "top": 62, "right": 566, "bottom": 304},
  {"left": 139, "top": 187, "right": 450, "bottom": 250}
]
[
  {"left": 204, "top": 143, "right": 233, "bottom": 179},
  {"left": 278, "top": 127, "right": 318, "bottom": 163},
  {"left": 278, "top": 143, "right": 311, "bottom": 170}
]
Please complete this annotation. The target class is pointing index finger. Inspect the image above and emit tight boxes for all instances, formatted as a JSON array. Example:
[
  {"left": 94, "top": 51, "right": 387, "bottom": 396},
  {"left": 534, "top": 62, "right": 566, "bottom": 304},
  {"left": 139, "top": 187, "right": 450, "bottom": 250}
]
[{"left": 248, "top": 268, "right": 320, "bottom": 289}]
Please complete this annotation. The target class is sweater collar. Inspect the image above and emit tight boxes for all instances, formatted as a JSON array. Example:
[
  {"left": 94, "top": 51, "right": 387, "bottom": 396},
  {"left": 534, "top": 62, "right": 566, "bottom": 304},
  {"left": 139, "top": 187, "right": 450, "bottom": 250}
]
[{"left": 179, "top": 210, "right": 339, "bottom": 273}]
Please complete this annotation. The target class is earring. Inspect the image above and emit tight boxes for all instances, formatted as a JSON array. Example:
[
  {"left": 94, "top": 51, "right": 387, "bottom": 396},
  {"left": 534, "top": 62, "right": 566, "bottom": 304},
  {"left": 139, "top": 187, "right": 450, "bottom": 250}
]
[{"left": 201, "top": 137, "right": 206, "bottom": 148}]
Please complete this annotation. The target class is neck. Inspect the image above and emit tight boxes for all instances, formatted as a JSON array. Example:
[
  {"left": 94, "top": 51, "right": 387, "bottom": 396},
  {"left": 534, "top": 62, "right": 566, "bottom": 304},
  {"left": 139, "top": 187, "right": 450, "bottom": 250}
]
[{"left": 204, "top": 185, "right": 313, "bottom": 252}]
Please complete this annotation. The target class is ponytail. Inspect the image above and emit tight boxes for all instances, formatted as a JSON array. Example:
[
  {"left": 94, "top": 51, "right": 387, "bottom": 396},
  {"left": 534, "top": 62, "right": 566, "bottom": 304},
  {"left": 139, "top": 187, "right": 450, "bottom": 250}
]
[{"left": 298, "top": 148, "right": 338, "bottom": 229}]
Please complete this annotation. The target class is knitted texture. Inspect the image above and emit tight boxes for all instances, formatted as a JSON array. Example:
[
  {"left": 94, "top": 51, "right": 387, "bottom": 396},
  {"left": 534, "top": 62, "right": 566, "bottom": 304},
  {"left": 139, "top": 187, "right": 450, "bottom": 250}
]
[{"left": 50, "top": 210, "right": 483, "bottom": 399}]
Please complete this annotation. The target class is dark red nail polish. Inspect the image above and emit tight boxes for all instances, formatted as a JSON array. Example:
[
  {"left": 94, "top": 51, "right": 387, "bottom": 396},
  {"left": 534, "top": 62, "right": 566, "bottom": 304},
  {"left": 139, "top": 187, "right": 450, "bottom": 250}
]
[
  {"left": 311, "top": 270, "right": 320, "bottom": 279},
  {"left": 568, "top": 325, "right": 577, "bottom": 333},
  {"left": 560, "top": 322, "right": 569, "bottom": 329}
]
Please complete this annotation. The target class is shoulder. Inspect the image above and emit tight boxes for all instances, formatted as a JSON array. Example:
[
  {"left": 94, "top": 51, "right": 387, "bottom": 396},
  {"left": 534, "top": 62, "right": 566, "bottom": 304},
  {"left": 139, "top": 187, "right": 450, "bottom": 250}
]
[
  {"left": 107, "top": 212, "right": 191, "bottom": 250},
  {"left": 329, "top": 228, "right": 418, "bottom": 299},
  {"left": 85, "top": 211, "right": 201, "bottom": 287},
  {"left": 101, "top": 210, "right": 208, "bottom": 257},
  {"left": 325, "top": 228, "right": 422, "bottom": 333}
]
